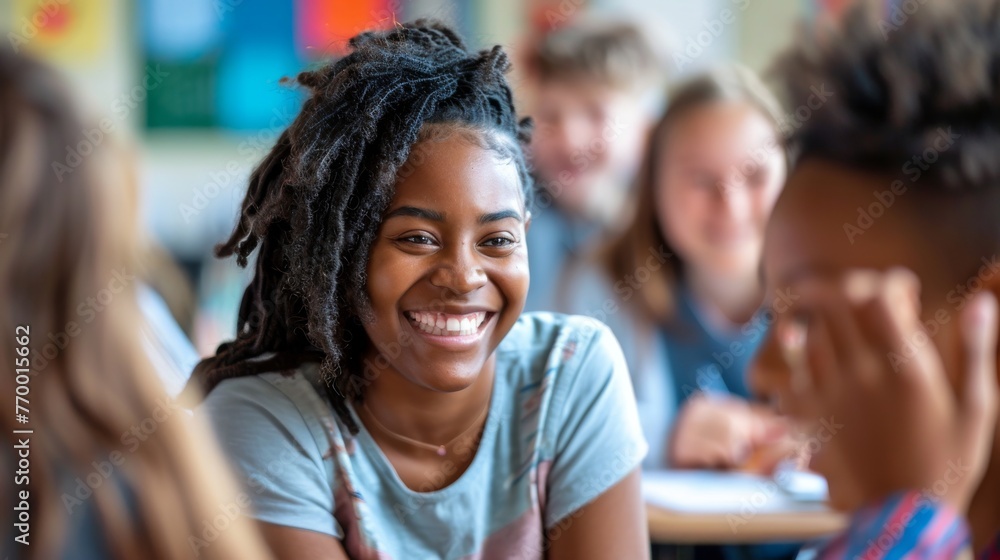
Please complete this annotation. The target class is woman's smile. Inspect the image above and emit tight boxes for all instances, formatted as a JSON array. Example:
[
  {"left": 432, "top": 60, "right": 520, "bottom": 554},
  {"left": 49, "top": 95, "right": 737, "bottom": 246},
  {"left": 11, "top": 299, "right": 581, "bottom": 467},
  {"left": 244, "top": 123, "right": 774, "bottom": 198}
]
[{"left": 403, "top": 310, "right": 498, "bottom": 349}]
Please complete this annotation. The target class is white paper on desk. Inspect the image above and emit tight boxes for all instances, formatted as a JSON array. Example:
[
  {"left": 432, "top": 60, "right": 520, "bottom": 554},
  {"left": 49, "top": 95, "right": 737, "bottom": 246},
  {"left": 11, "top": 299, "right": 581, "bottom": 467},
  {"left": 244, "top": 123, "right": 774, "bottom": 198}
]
[{"left": 642, "top": 470, "right": 829, "bottom": 514}]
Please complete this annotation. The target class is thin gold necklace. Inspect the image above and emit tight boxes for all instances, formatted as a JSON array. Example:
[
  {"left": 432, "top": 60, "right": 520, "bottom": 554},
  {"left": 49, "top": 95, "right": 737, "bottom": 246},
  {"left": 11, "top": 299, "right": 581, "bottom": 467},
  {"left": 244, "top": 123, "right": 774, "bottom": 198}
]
[{"left": 361, "top": 400, "right": 490, "bottom": 457}]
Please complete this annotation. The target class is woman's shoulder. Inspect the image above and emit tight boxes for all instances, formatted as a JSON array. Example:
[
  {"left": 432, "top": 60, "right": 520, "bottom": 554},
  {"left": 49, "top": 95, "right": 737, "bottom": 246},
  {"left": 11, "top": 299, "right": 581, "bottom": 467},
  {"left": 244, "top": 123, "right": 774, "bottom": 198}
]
[
  {"left": 201, "top": 370, "right": 314, "bottom": 416},
  {"left": 199, "top": 368, "right": 334, "bottom": 457},
  {"left": 500, "top": 312, "right": 613, "bottom": 354},
  {"left": 497, "top": 312, "right": 623, "bottom": 391}
]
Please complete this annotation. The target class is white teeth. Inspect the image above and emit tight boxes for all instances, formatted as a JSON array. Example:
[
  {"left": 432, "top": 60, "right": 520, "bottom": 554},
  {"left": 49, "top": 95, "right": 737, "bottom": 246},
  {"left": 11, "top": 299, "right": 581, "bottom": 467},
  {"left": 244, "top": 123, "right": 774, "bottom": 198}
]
[{"left": 408, "top": 311, "right": 489, "bottom": 336}]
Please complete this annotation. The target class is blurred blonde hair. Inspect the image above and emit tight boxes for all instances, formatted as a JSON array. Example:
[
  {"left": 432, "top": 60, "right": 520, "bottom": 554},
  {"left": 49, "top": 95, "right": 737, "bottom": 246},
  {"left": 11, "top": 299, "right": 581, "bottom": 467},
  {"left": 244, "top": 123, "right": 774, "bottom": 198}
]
[
  {"left": 0, "top": 50, "right": 270, "bottom": 560},
  {"left": 525, "top": 18, "right": 665, "bottom": 92}
]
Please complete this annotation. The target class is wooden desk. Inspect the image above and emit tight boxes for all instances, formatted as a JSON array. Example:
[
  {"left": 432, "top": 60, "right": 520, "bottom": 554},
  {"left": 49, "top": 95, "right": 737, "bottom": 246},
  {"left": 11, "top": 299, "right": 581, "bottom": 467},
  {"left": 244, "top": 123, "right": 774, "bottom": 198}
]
[{"left": 647, "top": 503, "right": 847, "bottom": 544}]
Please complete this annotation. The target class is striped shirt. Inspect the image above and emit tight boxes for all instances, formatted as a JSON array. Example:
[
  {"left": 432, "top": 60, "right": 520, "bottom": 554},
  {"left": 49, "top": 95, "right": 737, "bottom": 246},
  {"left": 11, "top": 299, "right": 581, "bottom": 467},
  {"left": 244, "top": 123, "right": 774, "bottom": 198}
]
[{"left": 813, "top": 491, "right": 998, "bottom": 559}]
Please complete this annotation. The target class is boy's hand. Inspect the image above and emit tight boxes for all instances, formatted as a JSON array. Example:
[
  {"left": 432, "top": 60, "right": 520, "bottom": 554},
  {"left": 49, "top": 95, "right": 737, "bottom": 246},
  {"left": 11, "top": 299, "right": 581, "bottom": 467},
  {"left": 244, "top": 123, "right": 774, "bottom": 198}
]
[{"left": 780, "top": 269, "right": 999, "bottom": 512}]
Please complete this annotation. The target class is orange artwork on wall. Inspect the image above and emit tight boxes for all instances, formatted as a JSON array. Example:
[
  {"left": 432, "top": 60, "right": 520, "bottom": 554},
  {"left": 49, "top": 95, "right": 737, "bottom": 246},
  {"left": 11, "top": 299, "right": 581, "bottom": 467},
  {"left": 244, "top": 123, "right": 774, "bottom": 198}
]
[
  {"left": 10, "top": 0, "right": 108, "bottom": 62},
  {"left": 295, "top": 0, "right": 397, "bottom": 57}
]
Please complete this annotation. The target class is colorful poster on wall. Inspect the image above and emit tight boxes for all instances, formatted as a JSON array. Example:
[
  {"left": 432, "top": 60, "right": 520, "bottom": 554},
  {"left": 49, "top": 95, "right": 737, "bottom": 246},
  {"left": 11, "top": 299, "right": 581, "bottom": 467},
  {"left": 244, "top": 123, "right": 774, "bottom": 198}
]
[
  {"left": 217, "top": 0, "right": 300, "bottom": 130},
  {"left": 295, "top": 0, "right": 397, "bottom": 58},
  {"left": 142, "top": 0, "right": 223, "bottom": 60},
  {"left": 814, "top": 0, "right": 856, "bottom": 20},
  {"left": 10, "top": 0, "right": 108, "bottom": 62},
  {"left": 140, "top": 0, "right": 403, "bottom": 130}
]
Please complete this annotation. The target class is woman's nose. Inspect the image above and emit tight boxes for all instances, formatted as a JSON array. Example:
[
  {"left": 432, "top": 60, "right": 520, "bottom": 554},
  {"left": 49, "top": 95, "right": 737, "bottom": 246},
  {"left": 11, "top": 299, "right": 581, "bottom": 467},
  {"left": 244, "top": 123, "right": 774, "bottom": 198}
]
[
  {"left": 715, "top": 178, "right": 753, "bottom": 221},
  {"left": 429, "top": 246, "right": 487, "bottom": 295}
]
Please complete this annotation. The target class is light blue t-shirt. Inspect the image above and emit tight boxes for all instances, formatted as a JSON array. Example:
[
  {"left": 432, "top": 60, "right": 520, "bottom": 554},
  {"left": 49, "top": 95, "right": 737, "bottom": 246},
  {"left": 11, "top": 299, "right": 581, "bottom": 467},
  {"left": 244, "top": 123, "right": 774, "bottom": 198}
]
[{"left": 200, "top": 313, "right": 647, "bottom": 559}]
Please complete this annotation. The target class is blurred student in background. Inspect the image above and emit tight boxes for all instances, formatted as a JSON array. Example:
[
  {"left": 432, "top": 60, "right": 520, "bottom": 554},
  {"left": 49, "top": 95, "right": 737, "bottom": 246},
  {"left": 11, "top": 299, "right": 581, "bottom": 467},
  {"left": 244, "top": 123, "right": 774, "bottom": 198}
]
[
  {"left": 522, "top": 18, "right": 665, "bottom": 311},
  {"left": 562, "top": 65, "right": 792, "bottom": 474},
  {"left": 753, "top": 0, "right": 1000, "bottom": 557},
  {"left": 0, "top": 49, "right": 269, "bottom": 560}
]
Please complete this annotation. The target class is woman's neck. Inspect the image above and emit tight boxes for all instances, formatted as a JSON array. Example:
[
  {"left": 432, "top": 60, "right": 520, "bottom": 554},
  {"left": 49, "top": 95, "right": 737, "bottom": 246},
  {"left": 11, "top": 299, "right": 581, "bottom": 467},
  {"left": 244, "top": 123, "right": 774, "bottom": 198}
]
[
  {"left": 358, "top": 355, "right": 495, "bottom": 448},
  {"left": 684, "top": 267, "right": 763, "bottom": 329}
]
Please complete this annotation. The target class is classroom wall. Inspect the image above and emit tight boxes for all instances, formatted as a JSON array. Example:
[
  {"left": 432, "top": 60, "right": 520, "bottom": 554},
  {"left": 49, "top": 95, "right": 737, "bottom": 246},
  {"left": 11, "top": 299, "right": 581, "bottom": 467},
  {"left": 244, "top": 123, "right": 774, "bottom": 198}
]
[
  {"left": 2, "top": 0, "right": 807, "bottom": 260},
  {"left": 737, "top": 0, "right": 802, "bottom": 72}
]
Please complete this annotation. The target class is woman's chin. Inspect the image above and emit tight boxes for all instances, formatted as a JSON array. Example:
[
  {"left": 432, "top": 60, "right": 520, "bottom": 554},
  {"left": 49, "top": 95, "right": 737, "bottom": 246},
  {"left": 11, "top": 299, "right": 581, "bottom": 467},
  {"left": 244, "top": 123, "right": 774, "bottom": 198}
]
[{"left": 413, "top": 369, "right": 483, "bottom": 393}]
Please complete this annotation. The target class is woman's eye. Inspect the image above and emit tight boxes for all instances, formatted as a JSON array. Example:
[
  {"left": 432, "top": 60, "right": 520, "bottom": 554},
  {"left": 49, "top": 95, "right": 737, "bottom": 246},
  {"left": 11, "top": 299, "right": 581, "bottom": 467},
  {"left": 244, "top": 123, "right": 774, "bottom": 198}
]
[
  {"left": 401, "top": 235, "right": 436, "bottom": 245},
  {"left": 482, "top": 236, "right": 515, "bottom": 248}
]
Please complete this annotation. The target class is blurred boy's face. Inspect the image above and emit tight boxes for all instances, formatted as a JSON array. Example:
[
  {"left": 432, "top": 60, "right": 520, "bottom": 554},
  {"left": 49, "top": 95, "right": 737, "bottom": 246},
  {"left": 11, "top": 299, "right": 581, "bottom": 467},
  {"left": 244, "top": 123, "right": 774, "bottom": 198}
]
[
  {"left": 656, "top": 101, "right": 785, "bottom": 281},
  {"left": 749, "top": 159, "right": 994, "bottom": 510},
  {"left": 530, "top": 79, "right": 652, "bottom": 218}
]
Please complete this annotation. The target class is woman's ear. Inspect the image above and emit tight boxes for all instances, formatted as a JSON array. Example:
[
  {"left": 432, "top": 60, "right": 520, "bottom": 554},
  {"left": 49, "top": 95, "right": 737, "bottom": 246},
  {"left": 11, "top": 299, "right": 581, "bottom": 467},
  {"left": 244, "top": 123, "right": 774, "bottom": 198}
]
[{"left": 524, "top": 210, "right": 532, "bottom": 233}]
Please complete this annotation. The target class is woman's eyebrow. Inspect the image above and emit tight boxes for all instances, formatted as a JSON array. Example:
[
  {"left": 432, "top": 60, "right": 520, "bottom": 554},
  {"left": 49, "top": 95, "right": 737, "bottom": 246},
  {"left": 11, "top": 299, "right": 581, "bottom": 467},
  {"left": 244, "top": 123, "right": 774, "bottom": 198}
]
[
  {"left": 384, "top": 206, "right": 444, "bottom": 221},
  {"left": 479, "top": 209, "right": 522, "bottom": 224}
]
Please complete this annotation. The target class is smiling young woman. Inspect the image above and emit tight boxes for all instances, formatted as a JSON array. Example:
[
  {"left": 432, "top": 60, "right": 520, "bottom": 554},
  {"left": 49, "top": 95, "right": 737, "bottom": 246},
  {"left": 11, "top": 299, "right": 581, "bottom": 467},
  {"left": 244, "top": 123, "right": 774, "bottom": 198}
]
[{"left": 187, "top": 21, "right": 650, "bottom": 560}]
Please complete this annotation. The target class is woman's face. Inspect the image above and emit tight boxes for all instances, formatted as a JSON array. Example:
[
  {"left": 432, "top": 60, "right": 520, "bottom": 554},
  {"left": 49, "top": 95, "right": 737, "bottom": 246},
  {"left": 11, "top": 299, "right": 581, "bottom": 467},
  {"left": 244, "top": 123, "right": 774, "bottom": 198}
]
[
  {"left": 362, "top": 129, "right": 529, "bottom": 393},
  {"left": 655, "top": 101, "right": 786, "bottom": 280}
]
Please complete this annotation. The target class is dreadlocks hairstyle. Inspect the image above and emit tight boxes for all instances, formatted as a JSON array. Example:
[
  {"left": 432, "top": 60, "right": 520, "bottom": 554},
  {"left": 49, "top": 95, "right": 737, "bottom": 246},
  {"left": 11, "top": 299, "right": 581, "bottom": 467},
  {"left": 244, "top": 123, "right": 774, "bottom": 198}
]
[
  {"left": 191, "top": 20, "right": 533, "bottom": 433},
  {"left": 774, "top": 0, "right": 1000, "bottom": 271}
]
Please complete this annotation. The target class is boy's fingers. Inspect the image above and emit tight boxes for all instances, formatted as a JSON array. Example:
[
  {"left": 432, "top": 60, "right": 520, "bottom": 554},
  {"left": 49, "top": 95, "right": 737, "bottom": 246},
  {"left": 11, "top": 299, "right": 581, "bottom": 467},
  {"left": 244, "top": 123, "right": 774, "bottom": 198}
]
[
  {"left": 829, "top": 271, "right": 891, "bottom": 384},
  {"left": 798, "top": 272, "right": 882, "bottom": 386},
  {"left": 803, "top": 314, "right": 841, "bottom": 395},
  {"left": 853, "top": 268, "right": 923, "bottom": 380},
  {"left": 958, "top": 290, "right": 1000, "bottom": 430}
]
